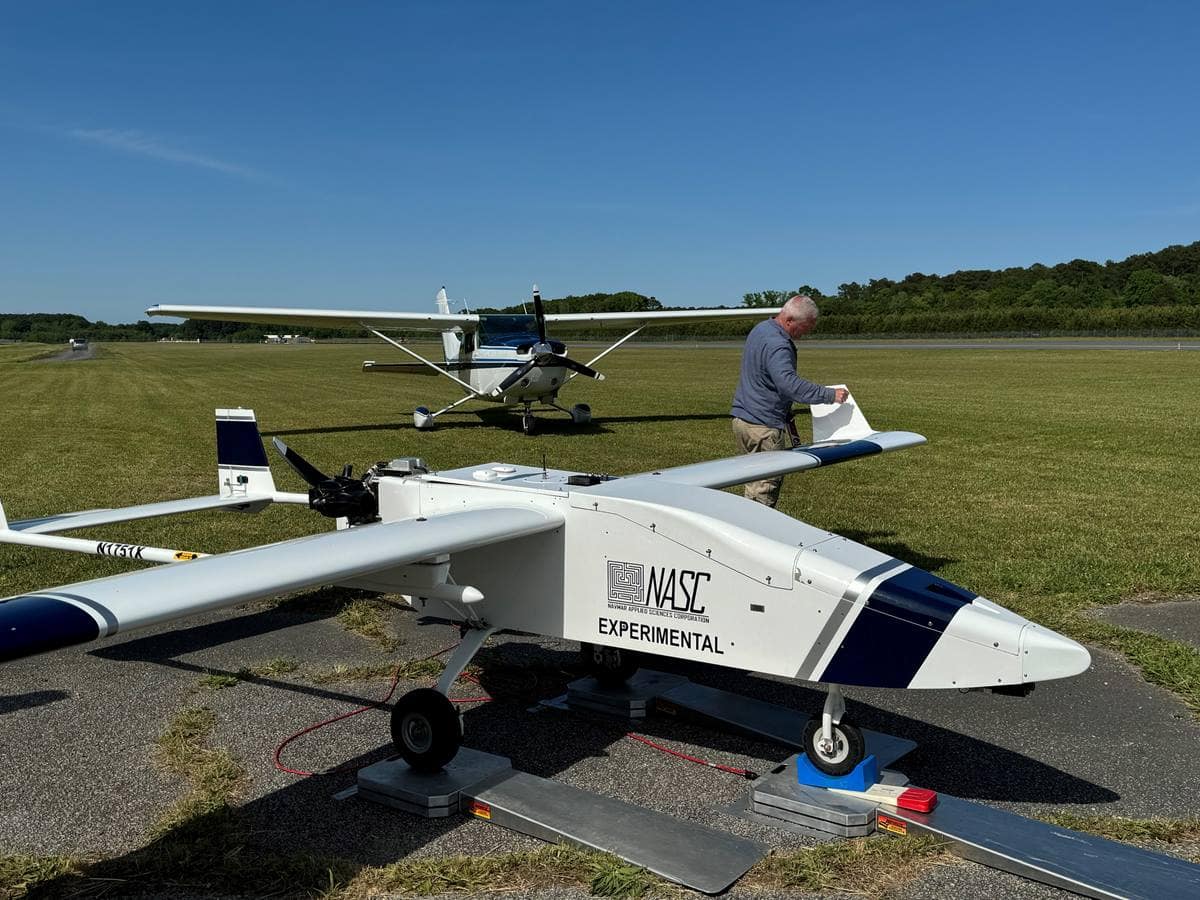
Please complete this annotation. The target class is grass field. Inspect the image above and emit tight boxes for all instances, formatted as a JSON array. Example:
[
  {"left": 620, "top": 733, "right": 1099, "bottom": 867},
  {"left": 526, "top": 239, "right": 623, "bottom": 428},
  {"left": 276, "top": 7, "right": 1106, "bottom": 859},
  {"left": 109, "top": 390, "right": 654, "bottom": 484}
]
[{"left": 1, "top": 339, "right": 1199, "bottom": 896}]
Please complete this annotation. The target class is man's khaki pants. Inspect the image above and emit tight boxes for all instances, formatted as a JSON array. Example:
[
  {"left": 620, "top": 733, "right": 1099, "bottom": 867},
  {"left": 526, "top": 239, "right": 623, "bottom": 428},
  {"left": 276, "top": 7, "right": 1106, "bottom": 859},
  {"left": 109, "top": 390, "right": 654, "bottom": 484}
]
[{"left": 732, "top": 417, "right": 787, "bottom": 507}]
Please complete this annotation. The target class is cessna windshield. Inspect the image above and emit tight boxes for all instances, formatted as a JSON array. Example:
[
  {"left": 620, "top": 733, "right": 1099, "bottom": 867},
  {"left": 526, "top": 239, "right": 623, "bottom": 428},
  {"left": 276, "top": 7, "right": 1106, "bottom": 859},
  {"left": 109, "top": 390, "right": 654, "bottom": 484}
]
[{"left": 477, "top": 315, "right": 540, "bottom": 348}]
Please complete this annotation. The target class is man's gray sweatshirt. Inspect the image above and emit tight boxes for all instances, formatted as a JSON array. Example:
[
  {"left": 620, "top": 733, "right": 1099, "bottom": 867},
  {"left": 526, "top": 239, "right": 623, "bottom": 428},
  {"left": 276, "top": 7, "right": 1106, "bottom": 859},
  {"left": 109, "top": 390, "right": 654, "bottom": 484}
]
[{"left": 730, "top": 319, "right": 835, "bottom": 429}]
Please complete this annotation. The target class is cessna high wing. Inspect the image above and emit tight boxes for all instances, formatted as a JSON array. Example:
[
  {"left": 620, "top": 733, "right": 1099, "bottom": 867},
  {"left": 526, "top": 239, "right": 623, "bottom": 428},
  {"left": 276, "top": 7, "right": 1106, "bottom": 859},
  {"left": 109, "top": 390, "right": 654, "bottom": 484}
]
[
  {"left": 0, "top": 394, "right": 1090, "bottom": 777},
  {"left": 146, "top": 288, "right": 781, "bottom": 434}
]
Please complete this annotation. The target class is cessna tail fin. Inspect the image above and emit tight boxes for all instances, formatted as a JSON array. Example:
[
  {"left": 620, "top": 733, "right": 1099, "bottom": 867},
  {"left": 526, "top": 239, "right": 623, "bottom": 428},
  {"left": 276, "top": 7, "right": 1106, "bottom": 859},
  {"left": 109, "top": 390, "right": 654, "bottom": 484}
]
[
  {"left": 811, "top": 386, "right": 873, "bottom": 443},
  {"left": 435, "top": 286, "right": 463, "bottom": 362},
  {"left": 216, "top": 408, "right": 276, "bottom": 498}
]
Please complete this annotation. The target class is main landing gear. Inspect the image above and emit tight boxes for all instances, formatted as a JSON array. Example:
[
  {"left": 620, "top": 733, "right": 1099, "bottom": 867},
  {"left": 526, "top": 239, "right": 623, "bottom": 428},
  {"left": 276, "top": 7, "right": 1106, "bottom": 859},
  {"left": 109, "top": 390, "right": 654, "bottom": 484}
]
[
  {"left": 802, "top": 684, "right": 865, "bottom": 776},
  {"left": 580, "top": 642, "right": 641, "bottom": 686},
  {"left": 390, "top": 626, "right": 495, "bottom": 772},
  {"left": 519, "top": 400, "right": 592, "bottom": 435}
]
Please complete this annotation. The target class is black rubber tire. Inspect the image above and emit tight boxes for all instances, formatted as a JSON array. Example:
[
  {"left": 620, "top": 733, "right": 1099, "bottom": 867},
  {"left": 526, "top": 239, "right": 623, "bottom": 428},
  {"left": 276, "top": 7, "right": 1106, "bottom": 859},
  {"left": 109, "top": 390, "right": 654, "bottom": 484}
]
[
  {"left": 522, "top": 414, "right": 536, "bottom": 435},
  {"left": 580, "top": 642, "right": 640, "bottom": 686},
  {"left": 390, "top": 688, "right": 462, "bottom": 773},
  {"left": 802, "top": 717, "right": 866, "bottom": 777}
]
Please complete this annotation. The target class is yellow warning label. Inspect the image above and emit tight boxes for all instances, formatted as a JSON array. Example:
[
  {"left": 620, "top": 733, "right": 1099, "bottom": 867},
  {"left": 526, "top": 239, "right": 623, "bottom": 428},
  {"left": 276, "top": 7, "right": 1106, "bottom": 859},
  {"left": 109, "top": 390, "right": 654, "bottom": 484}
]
[
  {"left": 877, "top": 812, "right": 907, "bottom": 836},
  {"left": 469, "top": 801, "right": 491, "bottom": 820},
  {"left": 174, "top": 551, "right": 200, "bottom": 561}
]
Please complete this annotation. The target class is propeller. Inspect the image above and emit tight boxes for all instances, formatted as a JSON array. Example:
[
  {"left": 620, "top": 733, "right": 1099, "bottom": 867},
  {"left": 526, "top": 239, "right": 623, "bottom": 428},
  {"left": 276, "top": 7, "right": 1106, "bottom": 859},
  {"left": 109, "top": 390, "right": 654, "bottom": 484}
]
[
  {"left": 271, "top": 437, "right": 379, "bottom": 524},
  {"left": 491, "top": 286, "right": 606, "bottom": 397}
]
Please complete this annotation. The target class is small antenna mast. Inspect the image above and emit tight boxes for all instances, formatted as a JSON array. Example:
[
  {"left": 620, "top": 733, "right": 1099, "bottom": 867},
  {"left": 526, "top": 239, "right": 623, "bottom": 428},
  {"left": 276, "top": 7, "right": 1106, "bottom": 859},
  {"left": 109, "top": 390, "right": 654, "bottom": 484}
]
[{"left": 542, "top": 452, "right": 548, "bottom": 479}]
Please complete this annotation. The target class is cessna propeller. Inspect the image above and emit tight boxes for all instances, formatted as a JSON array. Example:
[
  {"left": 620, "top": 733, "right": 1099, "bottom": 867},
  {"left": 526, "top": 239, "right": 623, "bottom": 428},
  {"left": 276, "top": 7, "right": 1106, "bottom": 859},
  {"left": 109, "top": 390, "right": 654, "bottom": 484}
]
[
  {"left": 491, "top": 287, "right": 606, "bottom": 396},
  {"left": 271, "top": 437, "right": 379, "bottom": 524}
]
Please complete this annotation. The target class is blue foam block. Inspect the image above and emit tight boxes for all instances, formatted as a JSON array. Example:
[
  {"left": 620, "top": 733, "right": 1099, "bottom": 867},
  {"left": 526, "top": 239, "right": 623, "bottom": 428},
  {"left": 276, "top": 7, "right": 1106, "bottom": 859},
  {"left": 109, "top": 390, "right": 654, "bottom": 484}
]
[{"left": 796, "top": 753, "right": 879, "bottom": 791}]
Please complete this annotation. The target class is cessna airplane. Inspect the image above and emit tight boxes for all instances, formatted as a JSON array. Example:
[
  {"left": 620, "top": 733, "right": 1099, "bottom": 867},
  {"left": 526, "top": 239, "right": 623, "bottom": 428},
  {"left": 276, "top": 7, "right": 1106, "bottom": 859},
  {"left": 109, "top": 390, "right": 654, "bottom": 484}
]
[
  {"left": 146, "top": 288, "right": 781, "bottom": 434},
  {"left": 0, "top": 394, "right": 1090, "bottom": 776}
]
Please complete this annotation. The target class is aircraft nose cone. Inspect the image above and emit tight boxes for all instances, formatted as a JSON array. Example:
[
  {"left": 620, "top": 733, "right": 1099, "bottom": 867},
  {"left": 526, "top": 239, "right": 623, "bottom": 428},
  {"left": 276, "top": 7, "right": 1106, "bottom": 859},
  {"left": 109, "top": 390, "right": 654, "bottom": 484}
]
[{"left": 1019, "top": 623, "right": 1091, "bottom": 682}]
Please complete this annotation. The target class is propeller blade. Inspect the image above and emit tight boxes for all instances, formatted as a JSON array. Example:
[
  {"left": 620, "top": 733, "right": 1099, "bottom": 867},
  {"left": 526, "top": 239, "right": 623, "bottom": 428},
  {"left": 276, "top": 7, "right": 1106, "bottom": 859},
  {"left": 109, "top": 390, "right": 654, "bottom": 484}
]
[
  {"left": 558, "top": 356, "right": 605, "bottom": 381},
  {"left": 532, "top": 286, "right": 547, "bottom": 344},
  {"left": 492, "top": 359, "right": 538, "bottom": 396},
  {"left": 271, "top": 437, "right": 329, "bottom": 487}
]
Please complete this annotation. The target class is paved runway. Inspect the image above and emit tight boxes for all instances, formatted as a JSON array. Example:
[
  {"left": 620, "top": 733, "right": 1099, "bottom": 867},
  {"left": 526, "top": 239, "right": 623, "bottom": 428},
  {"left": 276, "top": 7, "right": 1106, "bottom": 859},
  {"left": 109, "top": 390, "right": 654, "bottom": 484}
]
[
  {"left": 600, "top": 338, "right": 1200, "bottom": 351},
  {"left": 2, "top": 589, "right": 1197, "bottom": 898}
]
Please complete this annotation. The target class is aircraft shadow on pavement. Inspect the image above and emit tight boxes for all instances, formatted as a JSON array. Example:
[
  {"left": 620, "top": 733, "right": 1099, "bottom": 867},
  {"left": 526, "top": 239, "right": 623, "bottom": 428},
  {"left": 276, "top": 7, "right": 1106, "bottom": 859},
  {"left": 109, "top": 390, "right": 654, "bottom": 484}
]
[
  {"left": 35, "top": 624, "right": 1122, "bottom": 895},
  {"left": 0, "top": 690, "right": 70, "bottom": 716},
  {"left": 92, "top": 587, "right": 383, "bottom": 663},
  {"left": 100, "top": 621, "right": 1117, "bottom": 808}
]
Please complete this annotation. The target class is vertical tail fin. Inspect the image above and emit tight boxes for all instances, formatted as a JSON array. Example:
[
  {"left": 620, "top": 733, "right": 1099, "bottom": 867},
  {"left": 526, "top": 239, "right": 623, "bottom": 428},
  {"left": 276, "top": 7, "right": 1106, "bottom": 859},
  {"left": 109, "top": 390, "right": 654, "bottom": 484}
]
[
  {"left": 216, "top": 408, "right": 276, "bottom": 497},
  {"left": 436, "top": 286, "right": 463, "bottom": 362}
]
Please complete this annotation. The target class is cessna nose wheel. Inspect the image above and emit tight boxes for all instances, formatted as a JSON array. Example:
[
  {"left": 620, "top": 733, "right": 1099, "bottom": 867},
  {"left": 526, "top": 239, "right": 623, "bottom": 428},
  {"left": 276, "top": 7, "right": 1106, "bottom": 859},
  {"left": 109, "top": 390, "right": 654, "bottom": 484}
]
[{"left": 391, "top": 688, "right": 463, "bottom": 773}]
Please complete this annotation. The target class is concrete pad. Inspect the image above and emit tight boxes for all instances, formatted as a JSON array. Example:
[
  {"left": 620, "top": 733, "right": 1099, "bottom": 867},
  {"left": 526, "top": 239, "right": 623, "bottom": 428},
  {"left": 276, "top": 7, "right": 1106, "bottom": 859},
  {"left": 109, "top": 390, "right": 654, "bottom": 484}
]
[{"left": 1092, "top": 599, "right": 1200, "bottom": 650}]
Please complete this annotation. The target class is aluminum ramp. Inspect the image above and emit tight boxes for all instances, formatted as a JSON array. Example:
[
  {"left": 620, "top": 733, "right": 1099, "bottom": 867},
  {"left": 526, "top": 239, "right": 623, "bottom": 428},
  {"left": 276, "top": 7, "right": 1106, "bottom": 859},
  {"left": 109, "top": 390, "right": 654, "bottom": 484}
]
[
  {"left": 467, "top": 769, "right": 766, "bottom": 895},
  {"left": 355, "top": 747, "right": 766, "bottom": 895},
  {"left": 889, "top": 795, "right": 1200, "bottom": 900},
  {"left": 566, "top": 672, "right": 1200, "bottom": 898}
]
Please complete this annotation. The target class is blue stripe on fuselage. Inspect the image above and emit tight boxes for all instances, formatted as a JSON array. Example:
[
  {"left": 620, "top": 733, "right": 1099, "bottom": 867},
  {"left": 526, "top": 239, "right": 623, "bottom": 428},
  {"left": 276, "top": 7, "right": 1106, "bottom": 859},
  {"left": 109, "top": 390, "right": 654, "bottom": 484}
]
[
  {"left": 216, "top": 419, "right": 268, "bottom": 468},
  {"left": 0, "top": 596, "right": 101, "bottom": 662},
  {"left": 799, "top": 440, "right": 883, "bottom": 465},
  {"left": 817, "top": 567, "right": 975, "bottom": 688}
]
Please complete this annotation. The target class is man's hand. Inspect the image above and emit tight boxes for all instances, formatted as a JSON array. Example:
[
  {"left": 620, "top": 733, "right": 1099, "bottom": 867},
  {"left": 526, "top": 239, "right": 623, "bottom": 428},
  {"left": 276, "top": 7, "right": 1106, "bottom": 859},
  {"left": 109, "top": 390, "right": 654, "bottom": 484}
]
[{"left": 833, "top": 387, "right": 850, "bottom": 403}]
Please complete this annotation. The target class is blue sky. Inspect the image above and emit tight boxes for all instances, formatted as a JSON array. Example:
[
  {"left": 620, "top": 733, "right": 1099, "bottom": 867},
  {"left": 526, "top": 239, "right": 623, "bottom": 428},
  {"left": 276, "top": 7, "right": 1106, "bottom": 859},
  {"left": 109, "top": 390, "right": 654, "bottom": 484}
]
[{"left": 1, "top": 1, "right": 1197, "bottom": 322}]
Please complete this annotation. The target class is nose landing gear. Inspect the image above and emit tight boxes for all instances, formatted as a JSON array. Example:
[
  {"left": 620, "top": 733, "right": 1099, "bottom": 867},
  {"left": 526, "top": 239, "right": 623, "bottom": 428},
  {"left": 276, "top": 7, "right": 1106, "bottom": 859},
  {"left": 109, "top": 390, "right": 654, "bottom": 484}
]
[{"left": 802, "top": 684, "right": 866, "bottom": 777}]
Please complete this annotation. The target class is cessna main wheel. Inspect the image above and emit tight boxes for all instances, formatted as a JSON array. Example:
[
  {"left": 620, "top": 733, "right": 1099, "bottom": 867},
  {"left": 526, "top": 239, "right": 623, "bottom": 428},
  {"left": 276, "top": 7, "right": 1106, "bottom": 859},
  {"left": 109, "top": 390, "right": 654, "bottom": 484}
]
[
  {"left": 802, "top": 717, "right": 865, "bottom": 777},
  {"left": 580, "top": 642, "right": 640, "bottom": 686},
  {"left": 391, "top": 688, "right": 462, "bottom": 772}
]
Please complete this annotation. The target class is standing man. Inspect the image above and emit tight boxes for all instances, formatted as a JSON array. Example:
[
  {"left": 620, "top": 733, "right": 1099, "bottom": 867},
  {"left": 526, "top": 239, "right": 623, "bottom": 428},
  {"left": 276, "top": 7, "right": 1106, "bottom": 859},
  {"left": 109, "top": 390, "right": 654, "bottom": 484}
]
[{"left": 731, "top": 295, "right": 849, "bottom": 507}]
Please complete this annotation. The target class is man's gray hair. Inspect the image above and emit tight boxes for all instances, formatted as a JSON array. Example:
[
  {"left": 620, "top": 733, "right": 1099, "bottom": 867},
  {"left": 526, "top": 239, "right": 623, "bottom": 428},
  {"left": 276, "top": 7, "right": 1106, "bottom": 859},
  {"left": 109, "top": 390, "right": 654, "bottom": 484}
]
[{"left": 782, "top": 294, "right": 819, "bottom": 322}]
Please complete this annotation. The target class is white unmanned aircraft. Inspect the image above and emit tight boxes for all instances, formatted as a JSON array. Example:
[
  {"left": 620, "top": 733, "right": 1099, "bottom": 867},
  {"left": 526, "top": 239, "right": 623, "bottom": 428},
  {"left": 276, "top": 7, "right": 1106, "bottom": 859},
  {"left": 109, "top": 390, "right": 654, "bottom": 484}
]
[
  {"left": 146, "top": 288, "right": 781, "bottom": 434},
  {"left": 0, "top": 394, "right": 1090, "bottom": 776}
]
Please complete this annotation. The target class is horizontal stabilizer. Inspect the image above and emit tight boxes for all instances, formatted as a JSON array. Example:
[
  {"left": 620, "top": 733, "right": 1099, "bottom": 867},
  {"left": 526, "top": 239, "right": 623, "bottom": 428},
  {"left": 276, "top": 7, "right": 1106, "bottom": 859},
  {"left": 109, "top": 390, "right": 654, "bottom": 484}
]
[
  {"left": 7, "top": 493, "right": 276, "bottom": 535},
  {"left": 0, "top": 506, "right": 564, "bottom": 662},
  {"left": 362, "top": 360, "right": 441, "bottom": 376}
]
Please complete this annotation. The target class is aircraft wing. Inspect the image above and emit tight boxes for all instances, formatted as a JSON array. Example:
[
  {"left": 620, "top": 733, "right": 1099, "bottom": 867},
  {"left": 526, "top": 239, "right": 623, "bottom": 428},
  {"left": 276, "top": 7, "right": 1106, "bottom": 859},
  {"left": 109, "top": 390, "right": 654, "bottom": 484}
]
[
  {"left": 0, "top": 507, "right": 563, "bottom": 662},
  {"left": 637, "top": 388, "right": 925, "bottom": 488},
  {"left": 641, "top": 431, "right": 926, "bottom": 489},
  {"left": 542, "top": 308, "right": 781, "bottom": 329},
  {"left": 146, "top": 304, "right": 478, "bottom": 332}
]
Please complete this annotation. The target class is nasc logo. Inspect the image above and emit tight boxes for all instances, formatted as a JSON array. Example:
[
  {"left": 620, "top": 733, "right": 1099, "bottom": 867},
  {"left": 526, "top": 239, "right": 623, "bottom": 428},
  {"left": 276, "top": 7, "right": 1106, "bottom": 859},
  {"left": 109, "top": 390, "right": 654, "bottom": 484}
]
[{"left": 606, "top": 560, "right": 711, "bottom": 623}]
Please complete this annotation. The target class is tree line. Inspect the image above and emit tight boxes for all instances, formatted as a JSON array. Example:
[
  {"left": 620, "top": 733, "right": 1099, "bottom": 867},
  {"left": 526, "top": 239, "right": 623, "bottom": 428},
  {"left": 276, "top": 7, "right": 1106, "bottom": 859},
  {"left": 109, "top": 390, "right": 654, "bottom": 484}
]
[{"left": 5, "top": 240, "right": 1200, "bottom": 343}]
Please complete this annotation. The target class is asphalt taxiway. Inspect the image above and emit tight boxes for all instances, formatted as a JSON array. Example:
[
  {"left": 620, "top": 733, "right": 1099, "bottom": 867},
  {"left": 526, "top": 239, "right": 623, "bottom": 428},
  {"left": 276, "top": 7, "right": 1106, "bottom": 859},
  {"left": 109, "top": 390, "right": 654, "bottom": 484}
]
[{"left": 1, "top": 591, "right": 1197, "bottom": 898}]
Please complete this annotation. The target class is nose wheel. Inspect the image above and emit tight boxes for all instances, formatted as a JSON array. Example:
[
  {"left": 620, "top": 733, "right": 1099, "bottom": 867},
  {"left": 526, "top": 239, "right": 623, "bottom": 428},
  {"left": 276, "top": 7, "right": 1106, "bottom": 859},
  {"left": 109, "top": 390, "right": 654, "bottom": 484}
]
[
  {"left": 802, "top": 718, "right": 865, "bottom": 776},
  {"left": 802, "top": 684, "right": 866, "bottom": 776}
]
